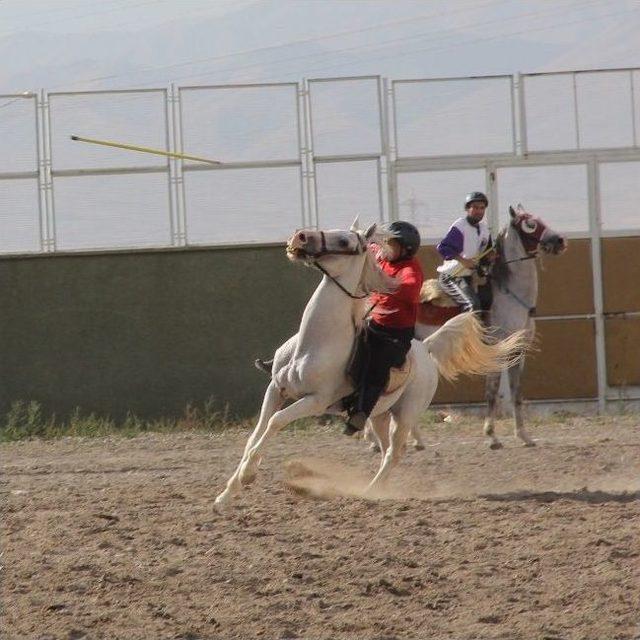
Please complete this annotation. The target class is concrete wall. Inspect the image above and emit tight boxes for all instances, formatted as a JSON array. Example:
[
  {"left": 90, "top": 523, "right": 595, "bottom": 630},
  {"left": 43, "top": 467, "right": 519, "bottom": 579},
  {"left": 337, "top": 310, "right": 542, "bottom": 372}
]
[
  {"left": 0, "top": 245, "right": 318, "bottom": 420},
  {"left": 2, "top": 237, "right": 638, "bottom": 421}
]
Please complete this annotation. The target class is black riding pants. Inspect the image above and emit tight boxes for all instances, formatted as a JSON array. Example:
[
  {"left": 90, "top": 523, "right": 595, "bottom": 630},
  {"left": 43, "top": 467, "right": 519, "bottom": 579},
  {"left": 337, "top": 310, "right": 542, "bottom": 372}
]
[{"left": 355, "top": 320, "right": 414, "bottom": 418}]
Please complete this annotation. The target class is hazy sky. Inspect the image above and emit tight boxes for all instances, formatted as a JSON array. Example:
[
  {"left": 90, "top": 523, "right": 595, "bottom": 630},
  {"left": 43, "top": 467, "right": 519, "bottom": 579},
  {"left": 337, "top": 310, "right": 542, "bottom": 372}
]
[
  {"left": 1, "top": 0, "right": 639, "bottom": 92},
  {"left": 1, "top": 0, "right": 639, "bottom": 252}
]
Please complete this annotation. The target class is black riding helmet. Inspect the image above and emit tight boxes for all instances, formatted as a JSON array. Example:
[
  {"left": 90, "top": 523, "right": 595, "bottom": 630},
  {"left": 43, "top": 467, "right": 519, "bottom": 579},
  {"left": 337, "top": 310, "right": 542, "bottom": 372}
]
[
  {"left": 386, "top": 220, "right": 421, "bottom": 258},
  {"left": 465, "top": 191, "right": 489, "bottom": 208}
]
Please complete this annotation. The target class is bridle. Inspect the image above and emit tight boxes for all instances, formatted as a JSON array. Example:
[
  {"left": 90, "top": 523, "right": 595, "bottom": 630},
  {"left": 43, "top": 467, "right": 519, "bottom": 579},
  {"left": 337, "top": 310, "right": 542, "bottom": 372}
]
[
  {"left": 287, "top": 230, "right": 369, "bottom": 300},
  {"left": 495, "top": 216, "right": 546, "bottom": 267},
  {"left": 287, "top": 230, "right": 366, "bottom": 259},
  {"left": 492, "top": 216, "right": 547, "bottom": 314}
]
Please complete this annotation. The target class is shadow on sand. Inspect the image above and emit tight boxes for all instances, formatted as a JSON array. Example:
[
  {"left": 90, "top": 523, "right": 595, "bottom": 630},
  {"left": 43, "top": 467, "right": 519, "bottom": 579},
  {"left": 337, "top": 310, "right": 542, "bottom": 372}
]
[{"left": 480, "top": 488, "right": 640, "bottom": 504}]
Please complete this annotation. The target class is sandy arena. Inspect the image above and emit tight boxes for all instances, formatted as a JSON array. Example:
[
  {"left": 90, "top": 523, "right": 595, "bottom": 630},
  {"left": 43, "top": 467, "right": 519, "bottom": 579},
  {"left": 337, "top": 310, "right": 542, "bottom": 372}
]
[{"left": 2, "top": 413, "right": 639, "bottom": 640}]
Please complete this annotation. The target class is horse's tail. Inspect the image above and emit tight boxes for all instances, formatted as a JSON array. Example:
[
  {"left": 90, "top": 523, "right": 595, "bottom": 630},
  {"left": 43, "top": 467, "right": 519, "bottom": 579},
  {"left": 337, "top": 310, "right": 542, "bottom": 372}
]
[
  {"left": 423, "top": 312, "right": 527, "bottom": 382},
  {"left": 254, "top": 358, "right": 274, "bottom": 376}
]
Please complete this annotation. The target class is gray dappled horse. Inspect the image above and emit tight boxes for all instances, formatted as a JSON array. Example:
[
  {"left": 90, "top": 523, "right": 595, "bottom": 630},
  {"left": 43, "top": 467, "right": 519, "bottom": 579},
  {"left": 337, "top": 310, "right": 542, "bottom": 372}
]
[{"left": 416, "top": 205, "right": 567, "bottom": 448}]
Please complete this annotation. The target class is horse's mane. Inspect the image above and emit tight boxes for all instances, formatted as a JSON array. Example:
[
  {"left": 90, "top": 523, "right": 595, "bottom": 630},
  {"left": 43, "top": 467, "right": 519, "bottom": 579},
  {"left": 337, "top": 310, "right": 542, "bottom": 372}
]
[
  {"left": 359, "top": 248, "right": 398, "bottom": 295},
  {"left": 492, "top": 228, "right": 510, "bottom": 287}
]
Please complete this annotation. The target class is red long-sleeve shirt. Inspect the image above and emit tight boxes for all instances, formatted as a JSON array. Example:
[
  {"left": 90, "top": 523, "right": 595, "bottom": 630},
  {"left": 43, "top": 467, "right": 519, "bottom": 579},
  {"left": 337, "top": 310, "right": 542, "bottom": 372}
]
[{"left": 369, "top": 246, "right": 424, "bottom": 329}]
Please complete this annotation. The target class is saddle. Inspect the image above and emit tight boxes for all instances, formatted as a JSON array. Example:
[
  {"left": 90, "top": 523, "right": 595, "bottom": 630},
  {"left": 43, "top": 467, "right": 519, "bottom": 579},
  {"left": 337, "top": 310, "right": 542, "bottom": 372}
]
[
  {"left": 346, "top": 327, "right": 413, "bottom": 398},
  {"left": 418, "top": 276, "right": 494, "bottom": 326},
  {"left": 383, "top": 353, "right": 413, "bottom": 395},
  {"left": 418, "top": 279, "right": 461, "bottom": 325}
]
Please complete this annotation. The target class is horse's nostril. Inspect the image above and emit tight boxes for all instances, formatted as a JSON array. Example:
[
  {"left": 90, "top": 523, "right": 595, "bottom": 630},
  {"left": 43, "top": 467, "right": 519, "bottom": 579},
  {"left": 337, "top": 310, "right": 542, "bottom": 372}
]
[{"left": 298, "top": 232, "right": 306, "bottom": 243}]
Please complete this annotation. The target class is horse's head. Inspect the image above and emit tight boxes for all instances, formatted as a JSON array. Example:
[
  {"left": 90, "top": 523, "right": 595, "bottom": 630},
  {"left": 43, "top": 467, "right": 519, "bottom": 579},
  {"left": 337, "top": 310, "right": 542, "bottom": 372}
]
[
  {"left": 509, "top": 204, "right": 567, "bottom": 256},
  {"left": 286, "top": 217, "right": 377, "bottom": 270},
  {"left": 286, "top": 218, "right": 396, "bottom": 297}
]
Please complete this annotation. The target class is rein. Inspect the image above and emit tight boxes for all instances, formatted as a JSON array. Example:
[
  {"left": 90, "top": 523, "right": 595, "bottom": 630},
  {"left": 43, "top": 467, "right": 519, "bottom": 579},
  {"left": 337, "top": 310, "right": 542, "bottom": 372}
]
[
  {"left": 290, "top": 230, "right": 369, "bottom": 300},
  {"left": 312, "top": 261, "right": 368, "bottom": 300},
  {"left": 501, "top": 254, "right": 538, "bottom": 265},
  {"left": 493, "top": 228, "right": 538, "bottom": 315}
]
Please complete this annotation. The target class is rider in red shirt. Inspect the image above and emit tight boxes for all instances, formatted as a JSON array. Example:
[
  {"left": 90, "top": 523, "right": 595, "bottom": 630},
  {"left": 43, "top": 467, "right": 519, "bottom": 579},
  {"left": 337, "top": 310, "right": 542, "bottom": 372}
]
[{"left": 345, "top": 221, "right": 424, "bottom": 435}]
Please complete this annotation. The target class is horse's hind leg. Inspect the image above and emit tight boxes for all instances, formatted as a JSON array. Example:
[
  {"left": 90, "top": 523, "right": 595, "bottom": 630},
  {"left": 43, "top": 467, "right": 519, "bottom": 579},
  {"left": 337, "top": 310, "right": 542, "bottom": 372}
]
[
  {"left": 368, "top": 412, "right": 391, "bottom": 455},
  {"left": 366, "top": 414, "right": 410, "bottom": 495},
  {"left": 509, "top": 361, "right": 535, "bottom": 447},
  {"left": 483, "top": 372, "right": 503, "bottom": 449},
  {"left": 214, "top": 381, "right": 283, "bottom": 508}
]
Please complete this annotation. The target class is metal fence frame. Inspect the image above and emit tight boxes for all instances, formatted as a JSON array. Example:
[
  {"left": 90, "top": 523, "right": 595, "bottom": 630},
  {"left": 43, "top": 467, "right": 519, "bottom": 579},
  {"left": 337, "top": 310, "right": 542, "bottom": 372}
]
[
  {"left": 386, "top": 69, "right": 640, "bottom": 410},
  {"left": 176, "top": 81, "right": 306, "bottom": 246},
  {"left": 0, "top": 92, "right": 43, "bottom": 250},
  {"left": 1, "top": 68, "right": 639, "bottom": 410}
]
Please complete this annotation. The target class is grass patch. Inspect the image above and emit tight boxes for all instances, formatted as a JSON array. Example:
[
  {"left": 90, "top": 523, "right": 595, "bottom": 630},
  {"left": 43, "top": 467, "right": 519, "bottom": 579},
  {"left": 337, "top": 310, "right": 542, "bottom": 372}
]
[{"left": 0, "top": 398, "right": 252, "bottom": 443}]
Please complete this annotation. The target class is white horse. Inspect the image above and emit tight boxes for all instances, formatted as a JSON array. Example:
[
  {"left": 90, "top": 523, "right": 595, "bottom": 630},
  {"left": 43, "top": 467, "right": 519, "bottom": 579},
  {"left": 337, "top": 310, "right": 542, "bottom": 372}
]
[
  {"left": 416, "top": 205, "right": 567, "bottom": 449},
  {"left": 214, "top": 220, "right": 526, "bottom": 509}
]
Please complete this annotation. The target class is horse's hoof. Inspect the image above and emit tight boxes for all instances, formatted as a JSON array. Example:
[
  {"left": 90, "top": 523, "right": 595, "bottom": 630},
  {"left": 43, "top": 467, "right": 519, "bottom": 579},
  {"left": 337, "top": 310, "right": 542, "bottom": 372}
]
[
  {"left": 239, "top": 469, "right": 257, "bottom": 486},
  {"left": 522, "top": 441, "right": 536, "bottom": 448},
  {"left": 214, "top": 494, "right": 229, "bottom": 511},
  {"left": 413, "top": 443, "right": 426, "bottom": 451},
  {"left": 489, "top": 441, "right": 504, "bottom": 450},
  {"left": 369, "top": 443, "right": 381, "bottom": 453}
]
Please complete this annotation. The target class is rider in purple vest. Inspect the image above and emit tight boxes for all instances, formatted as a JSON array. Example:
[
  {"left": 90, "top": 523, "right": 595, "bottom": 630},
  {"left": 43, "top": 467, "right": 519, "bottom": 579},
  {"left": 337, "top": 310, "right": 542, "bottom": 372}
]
[{"left": 436, "top": 191, "right": 494, "bottom": 315}]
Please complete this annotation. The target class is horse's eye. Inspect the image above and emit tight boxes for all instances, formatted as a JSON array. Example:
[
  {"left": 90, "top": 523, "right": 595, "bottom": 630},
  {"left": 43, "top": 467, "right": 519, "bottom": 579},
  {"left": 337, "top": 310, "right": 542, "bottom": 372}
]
[
  {"left": 521, "top": 219, "right": 537, "bottom": 234},
  {"left": 338, "top": 238, "right": 349, "bottom": 248}
]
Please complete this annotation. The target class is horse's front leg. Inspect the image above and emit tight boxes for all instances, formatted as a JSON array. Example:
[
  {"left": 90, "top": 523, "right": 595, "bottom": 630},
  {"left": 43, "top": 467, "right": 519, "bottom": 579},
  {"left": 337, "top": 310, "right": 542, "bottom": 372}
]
[
  {"left": 368, "top": 412, "right": 391, "bottom": 455},
  {"left": 215, "top": 381, "right": 284, "bottom": 508},
  {"left": 483, "top": 372, "right": 502, "bottom": 449},
  {"left": 215, "top": 393, "right": 327, "bottom": 509},
  {"left": 509, "top": 361, "right": 535, "bottom": 447}
]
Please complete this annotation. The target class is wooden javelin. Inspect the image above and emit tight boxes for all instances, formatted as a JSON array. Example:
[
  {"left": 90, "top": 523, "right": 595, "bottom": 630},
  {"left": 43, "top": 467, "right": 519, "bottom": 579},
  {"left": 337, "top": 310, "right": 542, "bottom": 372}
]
[{"left": 70, "top": 135, "right": 222, "bottom": 165}]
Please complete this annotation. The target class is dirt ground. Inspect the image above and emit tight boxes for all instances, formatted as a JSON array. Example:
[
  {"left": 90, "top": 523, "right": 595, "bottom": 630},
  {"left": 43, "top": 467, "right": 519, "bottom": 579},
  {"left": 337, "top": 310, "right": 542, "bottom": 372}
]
[{"left": 2, "top": 412, "right": 639, "bottom": 640}]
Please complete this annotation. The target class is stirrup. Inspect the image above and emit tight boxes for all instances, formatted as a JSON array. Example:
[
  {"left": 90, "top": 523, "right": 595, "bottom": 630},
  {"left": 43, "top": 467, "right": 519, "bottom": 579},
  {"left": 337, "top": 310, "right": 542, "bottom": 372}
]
[{"left": 343, "top": 411, "right": 367, "bottom": 436}]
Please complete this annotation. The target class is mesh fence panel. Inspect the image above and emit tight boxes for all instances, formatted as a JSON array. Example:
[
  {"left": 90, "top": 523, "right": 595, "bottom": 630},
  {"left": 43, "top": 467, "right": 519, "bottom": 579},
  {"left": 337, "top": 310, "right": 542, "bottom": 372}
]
[
  {"left": 179, "top": 84, "right": 300, "bottom": 164},
  {"left": 49, "top": 90, "right": 168, "bottom": 170},
  {"left": 393, "top": 77, "right": 513, "bottom": 157},
  {"left": 183, "top": 166, "right": 302, "bottom": 244},
  {"left": 0, "top": 71, "right": 639, "bottom": 255},
  {"left": 496, "top": 164, "right": 589, "bottom": 233},
  {"left": 599, "top": 161, "right": 640, "bottom": 231},
  {"left": 308, "top": 78, "right": 382, "bottom": 157},
  {"left": 314, "top": 160, "right": 381, "bottom": 229},
  {"left": 523, "top": 74, "right": 577, "bottom": 152},
  {"left": 53, "top": 173, "right": 171, "bottom": 250},
  {"left": 396, "top": 168, "right": 486, "bottom": 239},
  {"left": 0, "top": 95, "right": 38, "bottom": 173},
  {"left": 524, "top": 71, "right": 639, "bottom": 152},
  {"left": 575, "top": 71, "right": 635, "bottom": 149}
]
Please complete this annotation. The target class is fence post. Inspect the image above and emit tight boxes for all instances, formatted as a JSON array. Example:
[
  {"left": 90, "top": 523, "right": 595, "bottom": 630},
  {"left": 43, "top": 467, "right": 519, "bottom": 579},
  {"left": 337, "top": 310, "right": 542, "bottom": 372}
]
[
  {"left": 588, "top": 158, "right": 607, "bottom": 412},
  {"left": 167, "top": 84, "right": 186, "bottom": 246},
  {"left": 40, "top": 90, "right": 56, "bottom": 252}
]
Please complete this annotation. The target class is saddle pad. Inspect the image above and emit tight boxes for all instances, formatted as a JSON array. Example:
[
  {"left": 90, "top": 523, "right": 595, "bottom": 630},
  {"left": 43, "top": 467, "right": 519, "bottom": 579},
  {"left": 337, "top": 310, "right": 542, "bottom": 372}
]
[
  {"left": 420, "top": 279, "right": 458, "bottom": 307},
  {"left": 417, "top": 301, "right": 461, "bottom": 326},
  {"left": 383, "top": 353, "right": 414, "bottom": 395}
]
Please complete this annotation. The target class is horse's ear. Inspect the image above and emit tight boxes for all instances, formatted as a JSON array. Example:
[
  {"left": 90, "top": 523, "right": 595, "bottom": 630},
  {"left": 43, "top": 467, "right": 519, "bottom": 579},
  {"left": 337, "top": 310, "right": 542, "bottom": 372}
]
[
  {"left": 516, "top": 203, "right": 525, "bottom": 213},
  {"left": 350, "top": 215, "right": 360, "bottom": 232},
  {"left": 364, "top": 223, "right": 377, "bottom": 240},
  {"left": 509, "top": 205, "right": 517, "bottom": 219}
]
